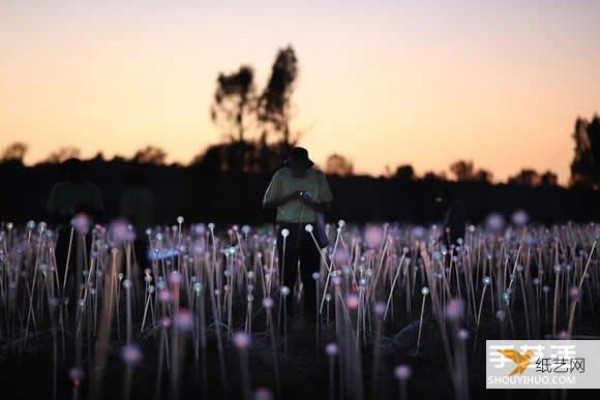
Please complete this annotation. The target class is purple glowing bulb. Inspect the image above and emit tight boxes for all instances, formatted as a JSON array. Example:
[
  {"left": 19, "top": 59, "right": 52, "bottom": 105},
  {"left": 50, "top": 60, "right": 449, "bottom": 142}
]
[
  {"left": 325, "top": 342, "right": 339, "bottom": 356},
  {"left": 394, "top": 364, "right": 412, "bottom": 381},
  {"left": 121, "top": 344, "right": 143, "bottom": 365},
  {"left": 176, "top": 308, "right": 194, "bottom": 332},
  {"left": 262, "top": 297, "right": 274, "bottom": 309}
]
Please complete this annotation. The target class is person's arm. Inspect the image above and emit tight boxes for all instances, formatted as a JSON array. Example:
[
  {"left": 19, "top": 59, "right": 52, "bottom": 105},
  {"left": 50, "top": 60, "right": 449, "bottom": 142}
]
[
  {"left": 262, "top": 170, "right": 302, "bottom": 210},
  {"left": 300, "top": 171, "right": 333, "bottom": 212},
  {"left": 263, "top": 190, "right": 303, "bottom": 209},
  {"left": 299, "top": 192, "right": 330, "bottom": 212}
]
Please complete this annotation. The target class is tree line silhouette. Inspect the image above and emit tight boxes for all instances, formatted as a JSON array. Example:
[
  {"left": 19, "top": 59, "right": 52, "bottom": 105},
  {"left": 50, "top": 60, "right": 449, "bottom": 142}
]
[{"left": 1, "top": 45, "right": 599, "bottom": 224}]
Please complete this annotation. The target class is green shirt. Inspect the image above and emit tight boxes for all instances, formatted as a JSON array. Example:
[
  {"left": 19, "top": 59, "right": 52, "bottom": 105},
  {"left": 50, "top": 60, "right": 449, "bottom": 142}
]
[{"left": 263, "top": 167, "right": 334, "bottom": 223}]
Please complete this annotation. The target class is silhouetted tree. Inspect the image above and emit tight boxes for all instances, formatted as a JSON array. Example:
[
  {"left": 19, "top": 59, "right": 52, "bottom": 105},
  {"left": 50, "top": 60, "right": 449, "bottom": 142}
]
[
  {"left": 191, "top": 141, "right": 266, "bottom": 174},
  {"left": 570, "top": 115, "right": 600, "bottom": 189},
  {"left": 192, "top": 144, "right": 227, "bottom": 173},
  {"left": 111, "top": 155, "right": 128, "bottom": 163},
  {"left": 1, "top": 142, "right": 28, "bottom": 164},
  {"left": 258, "top": 46, "right": 299, "bottom": 149},
  {"left": 211, "top": 66, "right": 256, "bottom": 144},
  {"left": 325, "top": 154, "right": 353, "bottom": 176},
  {"left": 473, "top": 169, "right": 493, "bottom": 183},
  {"left": 422, "top": 171, "right": 447, "bottom": 182},
  {"left": 394, "top": 164, "right": 415, "bottom": 181},
  {"left": 210, "top": 66, "right": 258, "bottom": 174},
  {"left": 44, "top": 146, "right": 81, "bottom": 164},
  {"left": 449, "top": 160, "right": 475, "bottom": 181},
  {"left": 208, "top": 47, "right": 304, "bottom": 174},
  {"left": 508, "top": 169, "right": 541, "bottom": 187},
  {"left": 449, "top": 160, "right": 492, "bottom": 182},
  {"left": 540, "top": 171, "right": 558, "bottom": 187},
  {"left": 382, "top": 165, "right": 394, "bottom": 178},
  {"left": 133, "top": 146, "right": 167, "bottom": 165},
  {"left": 257, "top": 131, "right": 287, "bottom": 173},
  {"left": 91, "top": 152, "right": 105, "bottom": 162}
]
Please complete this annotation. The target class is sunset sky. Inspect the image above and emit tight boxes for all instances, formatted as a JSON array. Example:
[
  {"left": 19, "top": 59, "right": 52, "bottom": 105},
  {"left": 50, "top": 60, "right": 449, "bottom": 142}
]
[{"left": 1, "top": 0, "right": 599, "bottom": 184}]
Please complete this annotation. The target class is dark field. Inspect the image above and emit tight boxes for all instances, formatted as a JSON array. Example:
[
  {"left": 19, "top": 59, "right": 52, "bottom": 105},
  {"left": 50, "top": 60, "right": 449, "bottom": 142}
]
[{"left": 1, "top": 220, "right": 599, "bottom": 399}]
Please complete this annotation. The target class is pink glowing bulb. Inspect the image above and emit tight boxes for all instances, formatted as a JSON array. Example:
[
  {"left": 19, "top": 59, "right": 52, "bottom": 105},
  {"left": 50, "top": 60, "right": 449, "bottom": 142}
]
[
  {"left": 446, "top": 298, "right": 464, "bottom": 321},
  {"left": 160, "top": 317, "right": 171, "bottom": 328},
  {"left": 333, "top": 248, "right": 350, "bottom": 266},
  {"left": 346, "top": 293, "right": 360, "bottom": 309},
  {"left": 569, "top": 286, "right": 580, "bottom": 299},
  {"left": 158, "top": 290, "right": 171, "bottom": 303},
  {"left": 253, "top": 387, "right": 274, "bottom": 400},
  {"left": 169, "top": 271, "right": 182, "bottom": 286},
  {"left": 364, "top": 225, "right": 384, "bottom": 248},
  {"left": 233, "top": 332, "right": 251, "bottom": 349}
]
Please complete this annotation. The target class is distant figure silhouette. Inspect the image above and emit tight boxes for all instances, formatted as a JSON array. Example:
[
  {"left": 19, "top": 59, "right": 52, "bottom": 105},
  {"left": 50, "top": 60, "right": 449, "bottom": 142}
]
[
  {"left": 119, "top": 168, "right": 155, "bottom": 271},
  {"left": 46, "top": 158, "right": 104, "bottom": 298},
  {"left": 47, "top": 158, "right": 104, "bottom": 223},
  {"left": 263, "top": 147, "right": 334, "bottom": 323},
  {"left": 436, "top": 187, "right": 466, "bottom": 247}
]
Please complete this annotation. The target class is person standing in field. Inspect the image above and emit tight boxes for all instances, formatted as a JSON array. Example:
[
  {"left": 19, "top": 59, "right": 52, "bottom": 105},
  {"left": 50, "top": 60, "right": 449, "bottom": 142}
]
[
  {"left": 119, "top": 167, "right": 155, "bottom": 272},
  {"left": 46, "top": 158, "right": 104, "bottom": 298},
  {"left": 263, "top": 147, "right": 334, "bottom": 324},
  {"left": 438, "top": 187, "right": 466, "bottom": 247},
  {"left": 47, "top": 158, "right": 104, "bottom": 224}
]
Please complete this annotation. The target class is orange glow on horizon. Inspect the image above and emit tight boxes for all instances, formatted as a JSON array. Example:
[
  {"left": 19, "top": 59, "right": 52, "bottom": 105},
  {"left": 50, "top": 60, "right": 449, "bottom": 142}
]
[{"left": 1, "top": 1, "right": 599, "bottom": 185}]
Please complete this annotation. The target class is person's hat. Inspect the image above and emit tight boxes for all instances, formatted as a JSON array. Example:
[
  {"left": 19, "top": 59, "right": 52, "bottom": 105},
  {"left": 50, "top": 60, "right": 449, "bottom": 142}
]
[{"left": 284, "top": 147, "right": 314, "bottom": 168}]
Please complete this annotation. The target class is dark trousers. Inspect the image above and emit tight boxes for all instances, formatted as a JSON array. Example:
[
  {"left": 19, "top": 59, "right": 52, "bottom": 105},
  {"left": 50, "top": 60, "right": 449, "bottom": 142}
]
[{"left": 276, "top": 222, "right": 321, "bottom": 319}]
